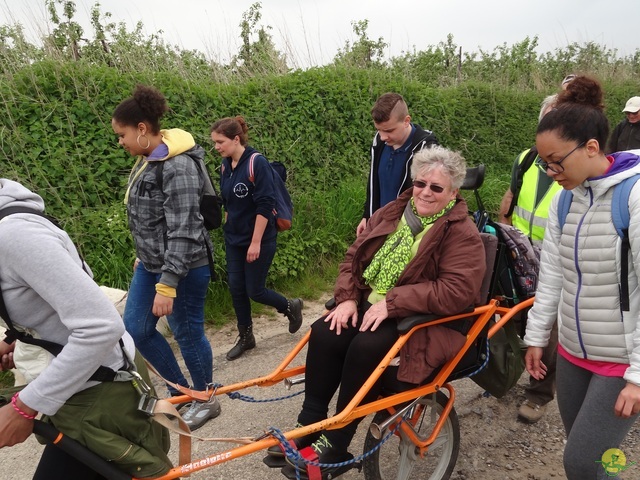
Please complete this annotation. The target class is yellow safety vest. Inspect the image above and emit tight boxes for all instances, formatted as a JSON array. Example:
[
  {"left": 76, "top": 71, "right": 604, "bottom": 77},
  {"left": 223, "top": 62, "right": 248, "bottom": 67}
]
[{"left": 512, "top": 149, "right": 562, "bottom": 242}]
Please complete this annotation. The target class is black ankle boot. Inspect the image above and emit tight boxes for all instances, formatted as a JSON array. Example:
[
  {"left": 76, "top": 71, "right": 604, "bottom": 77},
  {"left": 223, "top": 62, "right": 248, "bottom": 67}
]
[
  {"left": 284, "top": 298, "right": 304, "bottom": 333},
  {"left": 226, "top": 324, "right": 256, "bottom": 361}
]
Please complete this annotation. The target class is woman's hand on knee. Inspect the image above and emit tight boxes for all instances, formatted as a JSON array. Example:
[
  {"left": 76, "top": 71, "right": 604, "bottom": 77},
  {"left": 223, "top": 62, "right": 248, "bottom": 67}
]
[
  {"left": 325, "top": 300, "right": 358, "bottom": 335},
  {"left": 360, "top": 300, "right": 388, "bottom": 332},
  {"left": 615, "top": 382, "right": 640, "bottom": 418}
]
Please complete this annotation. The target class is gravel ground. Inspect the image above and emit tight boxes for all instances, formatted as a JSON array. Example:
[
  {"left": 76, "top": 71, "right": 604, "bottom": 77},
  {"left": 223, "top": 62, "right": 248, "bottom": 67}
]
[{"left": 2, "top": 296, "right": 640, "bottom": 480}]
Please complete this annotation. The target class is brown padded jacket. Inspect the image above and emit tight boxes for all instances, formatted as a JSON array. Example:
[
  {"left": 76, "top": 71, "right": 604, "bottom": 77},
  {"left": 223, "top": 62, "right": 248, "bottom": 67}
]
[{"left": 333, "top": 188, "right": 486, "bottom": 384}]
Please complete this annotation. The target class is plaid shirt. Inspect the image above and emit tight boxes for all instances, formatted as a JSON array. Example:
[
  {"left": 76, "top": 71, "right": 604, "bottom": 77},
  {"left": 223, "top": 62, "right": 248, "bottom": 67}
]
[{"left": 126, "top": 145, "right": 212, "bottom": 287}]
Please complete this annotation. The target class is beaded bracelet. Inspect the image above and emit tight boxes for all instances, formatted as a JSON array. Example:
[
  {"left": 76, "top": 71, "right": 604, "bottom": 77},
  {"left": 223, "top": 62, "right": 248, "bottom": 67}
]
[{"left": 11, "top": 393, "right": 36, "bottom": 420}]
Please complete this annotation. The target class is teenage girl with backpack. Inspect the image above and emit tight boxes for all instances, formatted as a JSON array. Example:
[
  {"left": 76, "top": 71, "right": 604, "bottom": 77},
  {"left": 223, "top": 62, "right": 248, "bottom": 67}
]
[
  {"left": 112, "top": 85, "right": 219, "bottom": 431},
  {"left": 210, "top": 116, "right": 303, "bottom": 361},
  {"left": 524, "top": 76, "right": 640, "bottom": 479}
]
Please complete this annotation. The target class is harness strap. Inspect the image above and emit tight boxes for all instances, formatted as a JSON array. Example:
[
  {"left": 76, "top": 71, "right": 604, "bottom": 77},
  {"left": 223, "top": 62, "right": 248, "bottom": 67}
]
[
  {"left": 143, "top": 361, "right": 213, "bottom": 402},
  {"left": 141, "top": 365, "right": 253, "bottom": 468},
  {"left": 298, "top": 446, "right": 322, "bottom": 480}
]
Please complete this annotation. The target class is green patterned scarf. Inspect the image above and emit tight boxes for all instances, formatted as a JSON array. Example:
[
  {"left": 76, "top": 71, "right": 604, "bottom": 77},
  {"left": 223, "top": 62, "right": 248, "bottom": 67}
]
[{"left": 363, "top": 198, "right": 455, "bottom": 295}]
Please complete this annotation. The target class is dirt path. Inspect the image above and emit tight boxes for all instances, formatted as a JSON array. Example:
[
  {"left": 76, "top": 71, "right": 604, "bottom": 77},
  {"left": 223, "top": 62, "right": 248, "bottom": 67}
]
[{"left": 2, "top": 295, "right": 640, "bottom": 479}]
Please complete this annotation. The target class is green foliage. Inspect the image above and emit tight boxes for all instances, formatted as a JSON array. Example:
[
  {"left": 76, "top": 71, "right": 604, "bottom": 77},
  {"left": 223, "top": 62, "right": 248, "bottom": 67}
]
[
  {"left": 232, "top": 2, "right": 288, "bottom": 76},
  {"left": 64, "top": 203, "right": 135, "bottom": 289},
  {"left": 390, "top": 34, "right": 640, "bottom": 89},
  {"left": 1, "top": 60, "right": 637, "bottom": 292},
  {"left": 45, "top": 0, "right": 83, "bottom": 60},
  {"left": 0, "top": 370, "right": 14, "bottom": 388},
  {"left": 390, "top": 34, "right": 461, "bottom": 87},
  {"left": 333, "top": 20, "right": 388, "bottom": 68},
  {"left": 270, "top": 181, "right": 365, "bottom": 282}
]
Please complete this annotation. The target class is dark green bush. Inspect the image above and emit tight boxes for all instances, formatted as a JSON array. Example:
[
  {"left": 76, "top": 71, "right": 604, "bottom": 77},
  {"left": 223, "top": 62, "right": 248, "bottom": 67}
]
[{"left": 2, "top": 62, "right": 637, "bottom": 293}]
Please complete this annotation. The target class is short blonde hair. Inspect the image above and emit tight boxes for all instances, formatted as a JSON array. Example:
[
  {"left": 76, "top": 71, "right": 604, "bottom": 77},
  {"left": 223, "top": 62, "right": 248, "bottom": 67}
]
[{"left": 411, "top": 146, "right": 467, "bottom": 190}]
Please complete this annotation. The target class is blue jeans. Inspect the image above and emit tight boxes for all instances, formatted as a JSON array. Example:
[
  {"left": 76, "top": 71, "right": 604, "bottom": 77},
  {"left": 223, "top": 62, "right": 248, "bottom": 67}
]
[
  {"left": 225, "top": 241, "right": 288, "bottom": 327},
  {"left": 123, "top": 263, "right": 213, "bottom": 393}
]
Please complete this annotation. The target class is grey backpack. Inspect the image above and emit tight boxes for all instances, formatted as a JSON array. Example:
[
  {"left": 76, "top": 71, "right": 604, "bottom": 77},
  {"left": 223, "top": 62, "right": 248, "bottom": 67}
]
[{"left": 486, "top": 220, "right": 540, "bottom": 302}]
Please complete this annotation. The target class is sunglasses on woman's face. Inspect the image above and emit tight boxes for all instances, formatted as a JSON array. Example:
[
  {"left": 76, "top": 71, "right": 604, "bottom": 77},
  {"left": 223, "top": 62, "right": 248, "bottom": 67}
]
[{"left": 412, "top": 180, "right": 445, "bottom": 193}]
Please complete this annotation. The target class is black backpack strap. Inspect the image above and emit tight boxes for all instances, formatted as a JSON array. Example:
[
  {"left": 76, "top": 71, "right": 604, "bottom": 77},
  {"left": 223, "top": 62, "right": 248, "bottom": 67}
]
[
  {"left": 0, "top": 206, "right": 53, "bottom": 225},
  {"left": 506, "top": 147, "right": 539, "bottom": 218},
  {"left": 0, "top": 206, "right": 88, "bottom": 275},
  {"left": 620, "top": 229, "right": 631, "bottom": 312},
  {"left": 154, "top": 161, "right": 164, "bottom": 192},
  {"left": 1, "top": 294, "right": 64, "bottom": 356},
  {"left": 1, "top": 285, "right": 126, "bottom": 382}
]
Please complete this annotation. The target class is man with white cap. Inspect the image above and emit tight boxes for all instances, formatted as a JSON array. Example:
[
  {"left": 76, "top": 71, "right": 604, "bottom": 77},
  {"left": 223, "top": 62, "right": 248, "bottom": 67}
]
[{"left": 607, "top": 96, "right": 640, "bottom": 153}]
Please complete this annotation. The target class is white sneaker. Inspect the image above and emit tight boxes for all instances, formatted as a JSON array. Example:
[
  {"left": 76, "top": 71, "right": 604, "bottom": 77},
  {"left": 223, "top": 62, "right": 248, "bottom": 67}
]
[{"left": 182, "top": 397, "right": 221, "bottom": 431}]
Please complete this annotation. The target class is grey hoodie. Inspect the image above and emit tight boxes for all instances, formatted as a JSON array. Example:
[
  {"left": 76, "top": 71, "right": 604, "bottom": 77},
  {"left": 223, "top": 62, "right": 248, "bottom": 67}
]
[{"left": 0, "top": 179, "right": 134, "bottom": 415}]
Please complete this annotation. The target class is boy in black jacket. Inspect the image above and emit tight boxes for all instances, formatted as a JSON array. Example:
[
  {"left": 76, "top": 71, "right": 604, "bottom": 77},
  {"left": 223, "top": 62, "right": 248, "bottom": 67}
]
[{"left": 356, "top": 92, "right": 439, "bottom": 236}]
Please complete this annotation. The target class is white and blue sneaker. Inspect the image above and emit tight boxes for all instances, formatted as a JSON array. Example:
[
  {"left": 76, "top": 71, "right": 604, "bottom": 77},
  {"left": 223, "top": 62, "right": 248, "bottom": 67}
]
[{"left": 182, "top": 396, "right": 221, "bottom": 431}]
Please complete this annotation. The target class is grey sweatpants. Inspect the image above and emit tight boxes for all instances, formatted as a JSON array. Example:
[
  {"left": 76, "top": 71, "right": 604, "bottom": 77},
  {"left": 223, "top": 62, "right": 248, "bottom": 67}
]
[{"left": 557, "top": 354, "right": 639, "bottom": 479}]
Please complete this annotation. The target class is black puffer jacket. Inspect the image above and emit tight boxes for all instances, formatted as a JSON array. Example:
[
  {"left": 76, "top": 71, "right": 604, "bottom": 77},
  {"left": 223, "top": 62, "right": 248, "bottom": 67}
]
[{"left": 607, "top": 119, "right": 640, "bottom": 154}]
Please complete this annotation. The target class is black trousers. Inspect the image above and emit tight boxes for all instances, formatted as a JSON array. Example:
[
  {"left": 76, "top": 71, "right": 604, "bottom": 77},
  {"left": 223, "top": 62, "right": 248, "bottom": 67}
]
[
  {"left": 297, "top": 308, "right": 399, "bottom": 453},
  {"left": 33, "top": 444, "right": 106, "bottom": 480}
]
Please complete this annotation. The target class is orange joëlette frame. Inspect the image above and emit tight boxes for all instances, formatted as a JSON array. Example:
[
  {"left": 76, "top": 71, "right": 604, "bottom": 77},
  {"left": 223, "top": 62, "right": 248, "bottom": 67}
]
[{"left": 144, "top": 296, "right": 534, "bottom": 480}]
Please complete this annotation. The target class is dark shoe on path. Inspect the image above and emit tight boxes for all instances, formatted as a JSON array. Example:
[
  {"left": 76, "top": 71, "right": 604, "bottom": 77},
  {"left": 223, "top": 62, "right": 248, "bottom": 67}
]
[
  {"left": 285, "top": 298, "right": 304, "bottom": 333},
  {"left": 226, "top": 324, "right": 256, "bottom": 361}
]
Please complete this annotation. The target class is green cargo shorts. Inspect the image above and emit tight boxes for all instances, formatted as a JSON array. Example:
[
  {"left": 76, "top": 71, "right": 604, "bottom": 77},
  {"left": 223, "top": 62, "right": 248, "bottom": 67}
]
[{"left": 41, "top": 353, "right": 172, "bottom": 478}]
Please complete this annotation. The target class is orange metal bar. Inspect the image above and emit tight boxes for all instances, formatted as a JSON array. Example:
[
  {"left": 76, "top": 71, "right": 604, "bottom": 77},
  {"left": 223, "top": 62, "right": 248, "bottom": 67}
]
[
  {"left": 388, "top": 383, "right": 457, "bottom": 453},
  {"left": 490, "top": 296, "right": 534, "bottom": 338},
  {"left": 166, "top": 330, "right": 312, "bottom": 407}
]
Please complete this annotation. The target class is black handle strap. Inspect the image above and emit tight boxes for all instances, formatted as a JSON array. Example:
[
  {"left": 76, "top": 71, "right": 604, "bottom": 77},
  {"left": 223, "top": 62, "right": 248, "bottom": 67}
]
[{"left": 33, "top": 420, "right": 132, "bottom": 480}]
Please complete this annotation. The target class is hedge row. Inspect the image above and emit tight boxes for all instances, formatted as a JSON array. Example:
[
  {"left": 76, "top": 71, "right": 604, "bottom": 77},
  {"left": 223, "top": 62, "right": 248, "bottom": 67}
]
[{"left": 1, "top": 61, "right": 636, "bottom": 288}]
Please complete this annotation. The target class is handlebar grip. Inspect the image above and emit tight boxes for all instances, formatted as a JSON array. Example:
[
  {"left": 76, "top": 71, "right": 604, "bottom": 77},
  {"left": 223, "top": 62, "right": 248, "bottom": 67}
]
[{"left": 33, "top": 420, "right": 131, "bottom": 480}]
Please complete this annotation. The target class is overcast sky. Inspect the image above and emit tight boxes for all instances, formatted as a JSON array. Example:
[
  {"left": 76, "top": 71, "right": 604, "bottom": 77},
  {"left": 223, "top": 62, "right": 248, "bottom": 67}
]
[{"left": 2, "top": 0, "right": 638, "bottom": 68}]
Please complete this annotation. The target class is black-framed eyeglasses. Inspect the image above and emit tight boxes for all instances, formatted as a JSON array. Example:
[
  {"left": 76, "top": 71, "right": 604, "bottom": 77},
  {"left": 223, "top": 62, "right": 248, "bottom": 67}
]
[
  {"left": 535, "top": 141, "right": 586, "bottom": 174},
  {"left": 412, "top": 180, "right": 445, "bottom": 193}
]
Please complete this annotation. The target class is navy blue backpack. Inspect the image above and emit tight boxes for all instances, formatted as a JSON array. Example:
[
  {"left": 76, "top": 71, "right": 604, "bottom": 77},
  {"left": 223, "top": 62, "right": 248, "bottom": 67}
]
[{"left": 248, "top": 152, "right": 294, "bottom": 232}]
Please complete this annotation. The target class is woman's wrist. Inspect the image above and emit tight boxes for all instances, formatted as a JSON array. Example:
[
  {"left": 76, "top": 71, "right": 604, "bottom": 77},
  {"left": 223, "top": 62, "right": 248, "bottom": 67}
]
[
  {"left": 11, "top": 393, "right": 37, "bottom": 420},
  {"left": 155, "top": 283, "right": 177, "bottom": 298}
]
